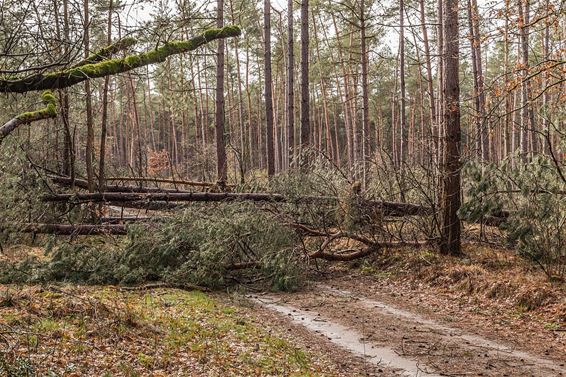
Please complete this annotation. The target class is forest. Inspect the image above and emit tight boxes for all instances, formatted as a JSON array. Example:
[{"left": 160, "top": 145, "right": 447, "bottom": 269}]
[{"left": 0, "top": 0, "right": 565, "bottom": 375}]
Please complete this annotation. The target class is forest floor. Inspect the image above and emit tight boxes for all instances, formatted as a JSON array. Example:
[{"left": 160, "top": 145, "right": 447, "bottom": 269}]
[{"left": 1, "top": 243, "right": 565, "bottom": 376}]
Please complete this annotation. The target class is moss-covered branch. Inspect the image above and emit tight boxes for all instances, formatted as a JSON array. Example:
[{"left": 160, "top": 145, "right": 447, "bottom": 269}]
[
  {"left": 0, "top": 91, "right": 57, "bottom": 144},
  {"left": 70, "top": 37, "right": 137, "bottom": 69},
  {"left": 0, "top": 26, "right": 241, "bottom": 93}
]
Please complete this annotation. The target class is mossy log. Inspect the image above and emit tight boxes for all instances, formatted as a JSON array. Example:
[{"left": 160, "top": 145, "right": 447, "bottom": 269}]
[
  {"left": 0, "top": 91, "right": 57, "bottom": 144},
  {"left": 0, "top": 25, "right": 241, "bottom": 93}
]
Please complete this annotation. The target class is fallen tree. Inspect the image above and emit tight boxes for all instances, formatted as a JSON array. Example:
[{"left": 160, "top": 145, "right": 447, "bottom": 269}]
[
  {"left": 105, "top": 176, "right": 235, "bottom": 189},
  {"left": 50, "top": 175, "right": 191, "bottom": 194},
  {"left": 2, "top": 223, "right": 127, "bottom": 235},
  {"left": 99, "top": 217, "right": 159, "bottom": 224},
  {"left": 43, "top": 191, "right": 433, "bottom": 217}
]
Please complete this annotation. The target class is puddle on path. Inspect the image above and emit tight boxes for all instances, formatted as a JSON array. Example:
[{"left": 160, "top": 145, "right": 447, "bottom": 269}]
[
  {"left": 320, "top": 284, "right": 566, "bottom": 374},
  {"left": 252, "top": 296, "right": 442, "bottom": 377}
]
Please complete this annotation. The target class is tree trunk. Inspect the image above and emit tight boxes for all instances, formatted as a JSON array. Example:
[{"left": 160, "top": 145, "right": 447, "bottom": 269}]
[
  {"left": 286, "top": 0, "right": 295, "bottom": 168},
  {"left": 84, "top": 0, "right": 96, "bottom": 194},
  {"left": 99, "top": 0, "right": 114, "bottom": 191},
  {"left": 399, "top": 0, "right": 407, "bottom": 167},
  {"left": 215, "top": 0, "right": 228, "bottom": 182},
  {"left": 518, "top": 0, "right": 536, "bottom": 161},
  {"left": 300, "top": 0, "right": 310, "bottom": 151},
  {"left": 436, "top": 0, "right": 444, "bottom": 166},
  {"left": 440, "top": 0, "right": 462, "bottom": 255},
  {"left": 418, "top": 0, "right": 437, "bottom": 163},
  {"left": 360, "top": 0, "right": 370, "bottom": 186},
  {"left": 7, "top": 223, "right": 127, "bottom": 236},
  {"left": 468, "top": 0, "right": 488, "bottom": 161},
  {"left": 264, "top": 0, "right": 275, "bottom": 177}
]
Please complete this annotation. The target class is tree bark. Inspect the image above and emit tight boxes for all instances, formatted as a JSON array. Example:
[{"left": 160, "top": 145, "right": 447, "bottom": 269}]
[
  {"left": 468, "top": 0, "right": 488, "bottom": 161},
  {"left": 518, "top": 0, "right": 537, "bottom": 161},
  {"left": 399, "top": 0, "right": 407, "bottom": 167},
  {"left": 299, "top": 0, "right": 310, "bottom": 150},
  {"left": 418, "top": 0, "right": 437, "bottom": 161},
  {"left": 439, "top": 0, "right": 462, "bottom": 255},
  {"left": 98, "top": 0, "right": 113, "bottom": 191},
  {"left": 264, "top": 0, "right": 275, "bottom": 177},
  {"left": 360, "top": 0, "right": 370, "bottom": 186},
  {"left": 286, "top": 0, "right": 295, "bottom": 168},
  {"left": 215, "top": 0, "right": 228, "bottom": 182},
  {"left": 44, "top": 192, "right": 434, "bottom": 217},
  {"left": 84, "top": 0, "right": 96, "bottom": 193}
]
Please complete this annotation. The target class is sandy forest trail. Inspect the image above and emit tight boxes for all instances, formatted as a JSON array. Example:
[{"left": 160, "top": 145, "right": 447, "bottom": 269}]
[{"left": 249, "top": 277, "right": 566, "bottom": 376}]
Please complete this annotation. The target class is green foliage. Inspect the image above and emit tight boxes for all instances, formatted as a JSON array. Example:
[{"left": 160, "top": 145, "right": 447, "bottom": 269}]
[
  {"left": 2, "top": 202, "right": 303, "bottom": 291},
  {"left": 503, "top": 158, "right": 566, "bottom": 278},
  {"left": 459, "top": 161, "right": 505, "bottom": 222},
  {"left": 462, "top": 157, "right": 566, "bottom": 280},
  {"left": 120, "top": 202, "right": 301, "bottom": 290}
]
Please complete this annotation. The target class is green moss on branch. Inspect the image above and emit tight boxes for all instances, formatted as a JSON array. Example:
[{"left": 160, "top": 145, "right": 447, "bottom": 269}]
[
  {"left": 70, "top": 37, "right": 138, "bottom": 69},
  {"left": 0, "top": 91, "right": 58, "bottom": 143},
  {"left": 15, "top": 91, "right": 57, "bottom": 122},
  {"left": 0, "top": 25, "right": 241, "bottom": 93}
]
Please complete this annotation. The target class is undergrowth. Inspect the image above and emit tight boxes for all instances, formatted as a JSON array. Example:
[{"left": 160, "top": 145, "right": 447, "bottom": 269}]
[{"left": 1, "top": 202, "right": 304, "bottom": 291}]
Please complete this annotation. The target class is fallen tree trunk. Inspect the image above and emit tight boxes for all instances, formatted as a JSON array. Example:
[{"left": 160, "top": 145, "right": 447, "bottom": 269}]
[
  {"left": 3, "top": 223, "right": 127, "bottom": 235},
  {"left": 106, "top": 201, "right": 183, "bottom": 211},
  {"left": 50, "top": 175, "right": 191, "bottom": 193},
  {"left": 105, "top": 176, "right": 235, "bottom": 189},
  {"left": 43, "top": 192, "right": 433, "bottom": 217},
  {"left": 99, "top": 217, "right": 162, "bottom": 224}
]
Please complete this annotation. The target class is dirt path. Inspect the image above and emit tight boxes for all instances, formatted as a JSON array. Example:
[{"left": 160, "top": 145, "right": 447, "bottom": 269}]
[{"left": 250, "top": 280, "right": 566, "bottom": 376}]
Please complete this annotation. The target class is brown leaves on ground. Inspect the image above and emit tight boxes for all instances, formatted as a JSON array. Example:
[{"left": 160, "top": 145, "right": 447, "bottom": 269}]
[{"left": 361, "top": 243, "right": 565, "bottom": 319}]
